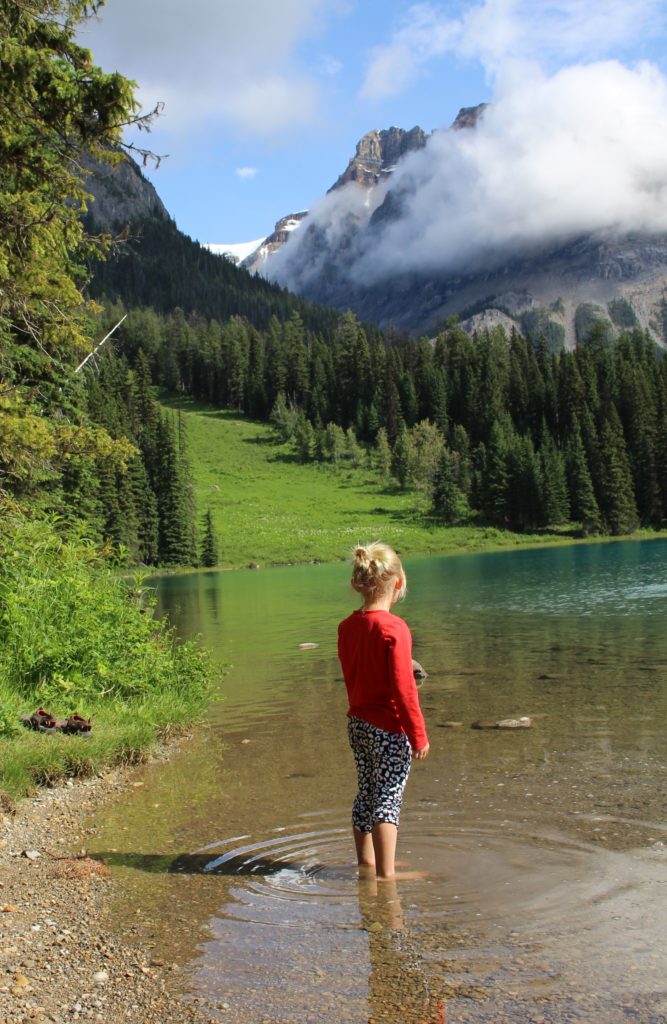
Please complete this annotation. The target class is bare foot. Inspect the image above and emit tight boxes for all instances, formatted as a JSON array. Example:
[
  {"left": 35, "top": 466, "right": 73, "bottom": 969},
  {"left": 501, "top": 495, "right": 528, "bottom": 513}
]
[{"left": 377, "top": 868, "right": 430, "bottom": 882}]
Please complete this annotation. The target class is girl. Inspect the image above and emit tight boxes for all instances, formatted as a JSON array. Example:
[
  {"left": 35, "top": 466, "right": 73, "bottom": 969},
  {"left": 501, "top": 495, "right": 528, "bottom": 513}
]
[{"left": 337, "top": 542, "right": 429, "bottom": 880}]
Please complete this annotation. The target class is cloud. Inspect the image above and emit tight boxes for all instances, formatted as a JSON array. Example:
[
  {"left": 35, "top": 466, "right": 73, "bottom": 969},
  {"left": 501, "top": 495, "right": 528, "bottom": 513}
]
[
  {"left": 360, "top": 0, "right": 667, "bottom": 99},
  {"left": 269, "top": 57, "right": 667, "bottom": 290},
  {"left": 235, "top": 167, "right": 259, "bottom": 179},
  {"left": 319, "top": 54, "right": 343, "bottom": 76},
  {"left": 79, "top": 0, "right": 341, "bottom": 138}
]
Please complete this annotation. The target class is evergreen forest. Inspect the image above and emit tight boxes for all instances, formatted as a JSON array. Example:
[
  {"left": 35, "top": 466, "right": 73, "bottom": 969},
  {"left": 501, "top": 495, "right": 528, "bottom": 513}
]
[{"left": 85, "top": 302, "right": 667, "bottom": 553}]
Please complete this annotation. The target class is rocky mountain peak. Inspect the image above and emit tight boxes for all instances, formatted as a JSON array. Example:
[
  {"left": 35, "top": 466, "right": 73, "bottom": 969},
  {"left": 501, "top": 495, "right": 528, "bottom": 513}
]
[
  {"left": 243, "top": 211, "right": 308, "bottom": 275},
  {"left": 451, "top": 103, "right": 489, "bottom": 130},
  {"left": 329, "top": 126, "right": 427, "bottom": 191}
]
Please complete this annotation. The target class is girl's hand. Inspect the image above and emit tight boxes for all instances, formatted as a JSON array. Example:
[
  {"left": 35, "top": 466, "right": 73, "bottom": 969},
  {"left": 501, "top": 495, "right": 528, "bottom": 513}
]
[{"left": 413, "top": 743, "right": 430, "bottom": 760}]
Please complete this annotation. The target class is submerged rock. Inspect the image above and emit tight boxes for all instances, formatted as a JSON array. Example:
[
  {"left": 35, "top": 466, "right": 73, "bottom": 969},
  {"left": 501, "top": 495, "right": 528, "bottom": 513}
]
[{"left": 471, "top": 716, "right": 533, "bottom": 729}]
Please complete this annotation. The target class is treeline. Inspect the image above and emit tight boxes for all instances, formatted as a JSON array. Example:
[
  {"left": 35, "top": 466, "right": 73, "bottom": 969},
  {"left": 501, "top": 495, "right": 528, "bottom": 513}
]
[{"left": 111, "top": 304, "right": 667, "bottom": 537}]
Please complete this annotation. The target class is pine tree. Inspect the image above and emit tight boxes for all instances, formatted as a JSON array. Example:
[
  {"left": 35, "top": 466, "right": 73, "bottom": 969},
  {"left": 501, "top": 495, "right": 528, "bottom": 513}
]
[
  {"left": 539, "top": 432, "right": 570, "bottom": 526},
  {"left": 322, "top": 422, "right": 346, "bottom": 467},
  {"left": 506, "top": 433, "right": 543, "bottom": 531},
  {"left": 481, "top": 420, "right": 510, "bottom": 525},
  {"left": 564, "top": 418, "right": 601, "bottom": 534},
  {"left": 433, "top": 449, "right": 470, "bottom": 523},
  {"left": 409, "top": 420, "right": 445, "bottom": 496},
  {"left": 344, "top": 427, "right": 364, "bottom": 468},
  {"left": 270, "top": 392, "right": 298, "bottom": 442},
  {"left": 598, "top": 407, "right": 639, "bottom": 534},
  {"left": 200, "top": 509, "right": 219, "bottom": 568},
  {"left": 391, "top": 424, "right": 415, "bottom": 490},
  {"left": 294, "top": 414, "right": 315, "bottom": 463},
  {"left": 373, "top": 427, "right": 392, "bottom": 479}
]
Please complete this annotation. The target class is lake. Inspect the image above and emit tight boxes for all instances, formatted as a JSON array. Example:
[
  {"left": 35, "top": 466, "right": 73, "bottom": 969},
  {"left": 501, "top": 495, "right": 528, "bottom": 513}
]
[{"left": 90, "top": 540, "right": 667, "bottom": 1023}]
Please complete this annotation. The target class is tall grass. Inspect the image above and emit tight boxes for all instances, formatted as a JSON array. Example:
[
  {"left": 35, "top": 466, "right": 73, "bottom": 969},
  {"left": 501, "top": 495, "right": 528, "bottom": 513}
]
[{"left": 0, "top": 506, "right": 212, "bottom": 798}]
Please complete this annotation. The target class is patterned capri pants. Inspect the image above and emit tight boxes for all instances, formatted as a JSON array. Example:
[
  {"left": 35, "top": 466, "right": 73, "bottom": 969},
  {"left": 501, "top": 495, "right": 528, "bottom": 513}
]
[{"left": 347, "top": 716, "right": 413, "bottom": 832}]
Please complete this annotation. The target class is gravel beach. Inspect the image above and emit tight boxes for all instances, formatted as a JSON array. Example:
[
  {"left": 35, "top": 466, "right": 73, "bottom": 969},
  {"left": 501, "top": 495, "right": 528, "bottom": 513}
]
[{"left": 0, "top": 763, "right": 214, "bottom": 1024}]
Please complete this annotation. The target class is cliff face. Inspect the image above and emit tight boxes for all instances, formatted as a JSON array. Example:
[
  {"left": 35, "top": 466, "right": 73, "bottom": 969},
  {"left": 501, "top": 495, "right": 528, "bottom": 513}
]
[
  {"left": 329, "top": 126, "right": 427, "bottom": 191},
  {"left": 82, "top": 153, "right": 169, "bottom": 233}
]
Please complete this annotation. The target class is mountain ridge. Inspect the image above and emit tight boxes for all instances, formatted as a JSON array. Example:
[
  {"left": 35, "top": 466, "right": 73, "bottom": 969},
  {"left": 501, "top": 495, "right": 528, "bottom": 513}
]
[{"left": 256, "top": 106, "right": 667, "bottom": 346}]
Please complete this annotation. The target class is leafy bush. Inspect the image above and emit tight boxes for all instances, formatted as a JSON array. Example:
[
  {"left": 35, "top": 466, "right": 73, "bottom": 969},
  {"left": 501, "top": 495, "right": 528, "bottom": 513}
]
[
  {"left": 0, "top": 515, "right": 208, "bottom": 711},
  {"left": 0, "top": 506, "right": 211, "bottom": 794}
]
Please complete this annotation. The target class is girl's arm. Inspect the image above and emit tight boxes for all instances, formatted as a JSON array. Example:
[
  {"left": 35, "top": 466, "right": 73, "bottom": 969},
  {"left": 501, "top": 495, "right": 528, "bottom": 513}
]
[{"left": 385, "top": 621, "right": 429, "bottom": 751}]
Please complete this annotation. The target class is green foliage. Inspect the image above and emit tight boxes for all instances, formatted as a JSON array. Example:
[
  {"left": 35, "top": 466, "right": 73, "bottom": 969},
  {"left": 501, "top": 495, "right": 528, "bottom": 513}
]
[
  {"left": 0, "top": 508, "right": 211, "bottom": 794},
  {"left": 120, "top": 306, "right": 667, "bottom": 538},
  {"left": 0, "top": 0, "right": 147, "bottom": 495},
  {"left": 0, "top": 513, "right": 208, "bottom": 708}
]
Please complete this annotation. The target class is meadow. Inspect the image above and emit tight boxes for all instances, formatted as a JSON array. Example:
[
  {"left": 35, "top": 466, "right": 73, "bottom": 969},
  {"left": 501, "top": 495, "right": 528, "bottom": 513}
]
[{"left": 164, "top": 395, "right": 575, "bottom": 568}]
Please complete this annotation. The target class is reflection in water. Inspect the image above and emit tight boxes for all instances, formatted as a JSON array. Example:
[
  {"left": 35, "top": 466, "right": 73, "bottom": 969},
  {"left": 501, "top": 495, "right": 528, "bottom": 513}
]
[
  {"left": 90, "top": 541, "right": 667, "bottom": 1023},
  {"left": 358, "top": 878, "right": 447, "bottom": 1024}
]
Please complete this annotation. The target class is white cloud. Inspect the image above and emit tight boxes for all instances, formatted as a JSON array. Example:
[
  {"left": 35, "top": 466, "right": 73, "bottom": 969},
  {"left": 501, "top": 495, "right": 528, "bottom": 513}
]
[
  {"left": 360, "top": 4, "right": 461, "bottom": 100},
  {"left": 79, "top": 0, "right": 342, "bottom": 138},
  {"left": 270, "top": 58, "right": 667, "bottom": 288},
  {"left": 235, "top": 167, "right": 259, "bottom": 179},
  {"left": 360, "top": 0, "right": 667, "bottom": 99}
]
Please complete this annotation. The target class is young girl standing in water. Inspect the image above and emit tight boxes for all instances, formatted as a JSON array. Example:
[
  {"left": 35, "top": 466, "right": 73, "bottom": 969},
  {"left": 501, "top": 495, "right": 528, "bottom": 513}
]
[{"left": 337, "top": 542, "right": 429, "bottom": 880}]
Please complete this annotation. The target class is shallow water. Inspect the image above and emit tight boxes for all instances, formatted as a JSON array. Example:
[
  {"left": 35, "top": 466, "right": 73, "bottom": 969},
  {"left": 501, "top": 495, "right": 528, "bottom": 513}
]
[{"left": 90, "top": 541, "right": 667, "bottom": 1022}]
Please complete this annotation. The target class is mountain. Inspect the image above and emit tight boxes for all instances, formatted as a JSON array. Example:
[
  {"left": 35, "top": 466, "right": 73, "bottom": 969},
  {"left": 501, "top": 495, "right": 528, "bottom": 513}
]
[
  {"left": 260, "top": 107, "right": 667, "bottom": 346},
  {"left": 81, "top": 153, "right": 340, "bottom": 335},
  {"left": 328, "top": 125, "right": 428, "bottom": 191},
  {"left": 239, "top": 126, "right": 429, "bottom": 276},
  {"left": 83, "top": 151, "right": 169, "bottom": 231},
  {"left": 243, "top": 212, "right": 308, "bottom": 275}
]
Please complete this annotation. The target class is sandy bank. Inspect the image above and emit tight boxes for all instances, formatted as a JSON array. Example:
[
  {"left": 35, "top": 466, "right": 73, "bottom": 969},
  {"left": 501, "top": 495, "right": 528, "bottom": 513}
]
[{"left": 0, "top": 760, "right": 213, "bottom": 1024}]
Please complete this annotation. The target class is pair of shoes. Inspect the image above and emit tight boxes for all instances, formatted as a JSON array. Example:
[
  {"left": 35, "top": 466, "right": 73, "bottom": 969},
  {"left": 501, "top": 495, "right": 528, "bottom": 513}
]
[{"left": 20, "top": 709, "right": 93, "bottom": 736}]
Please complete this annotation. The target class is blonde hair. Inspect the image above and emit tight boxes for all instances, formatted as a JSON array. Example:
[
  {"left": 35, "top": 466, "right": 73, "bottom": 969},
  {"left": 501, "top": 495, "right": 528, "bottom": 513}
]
[{"left": 351, "top": 541, "right": 407, "bottom": 601}]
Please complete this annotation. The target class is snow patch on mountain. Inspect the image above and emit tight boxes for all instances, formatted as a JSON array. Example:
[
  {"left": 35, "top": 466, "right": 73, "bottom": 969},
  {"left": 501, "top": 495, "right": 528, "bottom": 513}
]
[{"left": 205, "top": 239, "right": 266, "bottom": 264}]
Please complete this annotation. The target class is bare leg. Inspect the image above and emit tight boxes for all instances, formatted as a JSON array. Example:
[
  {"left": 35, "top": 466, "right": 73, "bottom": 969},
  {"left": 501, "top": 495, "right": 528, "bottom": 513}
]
[
  {"left": 372, "top": 821, "right": 398, "bottom": 879},
  {"left": 354, "top": 826, "right": 376, "bottom": 873}
]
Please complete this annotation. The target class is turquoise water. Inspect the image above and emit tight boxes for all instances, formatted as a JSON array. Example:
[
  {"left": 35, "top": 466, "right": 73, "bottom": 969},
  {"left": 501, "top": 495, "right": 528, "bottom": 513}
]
[{"left": 91, "top": 540, "right": 667, "bottom": 1023}]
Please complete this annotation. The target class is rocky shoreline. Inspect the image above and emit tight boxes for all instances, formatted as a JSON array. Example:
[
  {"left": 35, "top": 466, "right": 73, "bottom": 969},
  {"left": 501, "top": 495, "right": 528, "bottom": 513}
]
[{"left": 0, "top": 762, "right": 214, "bottom": 1024}]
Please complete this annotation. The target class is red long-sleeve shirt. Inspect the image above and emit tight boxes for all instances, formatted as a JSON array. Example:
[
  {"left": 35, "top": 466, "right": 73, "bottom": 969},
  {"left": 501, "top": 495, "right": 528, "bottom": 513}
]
[{"left": 337, "top": 608, "right": 428, "bottom": 751}]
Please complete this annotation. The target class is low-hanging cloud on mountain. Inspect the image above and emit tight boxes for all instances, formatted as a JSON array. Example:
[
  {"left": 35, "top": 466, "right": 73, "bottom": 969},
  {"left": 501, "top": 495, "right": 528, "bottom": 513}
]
[{"left": 266, "top": 1, "right": 667, "bottom": 290}]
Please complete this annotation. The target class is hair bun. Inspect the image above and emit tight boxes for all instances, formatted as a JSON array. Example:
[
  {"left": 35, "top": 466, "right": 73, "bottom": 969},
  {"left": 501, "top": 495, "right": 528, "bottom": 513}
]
[{"left": 354, "top": 545, "right": 368, "bottom": 560}]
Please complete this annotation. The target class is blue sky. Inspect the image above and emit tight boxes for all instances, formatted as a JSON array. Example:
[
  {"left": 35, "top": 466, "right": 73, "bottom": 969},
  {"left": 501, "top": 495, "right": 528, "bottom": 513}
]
[{"left": 80, "top": 1, "right": 667, "bottom": 247}]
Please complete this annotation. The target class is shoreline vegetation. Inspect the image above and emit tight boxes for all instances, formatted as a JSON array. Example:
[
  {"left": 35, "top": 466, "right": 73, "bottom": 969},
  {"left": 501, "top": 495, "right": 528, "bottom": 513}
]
[{"left": 0, "top": 511, "right": 212, "bottom": 802}]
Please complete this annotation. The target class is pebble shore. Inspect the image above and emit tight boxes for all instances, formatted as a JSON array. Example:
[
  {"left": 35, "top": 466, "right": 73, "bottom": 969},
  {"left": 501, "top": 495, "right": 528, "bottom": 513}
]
[{"left": 0, "top": 765, "right": 215, "bottom": 1024}]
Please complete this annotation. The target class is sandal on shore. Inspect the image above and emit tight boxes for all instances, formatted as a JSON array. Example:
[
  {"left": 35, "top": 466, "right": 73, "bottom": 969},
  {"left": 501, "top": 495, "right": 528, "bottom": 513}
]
[
  {"left": 61, "top": 713, "right": 92, "bottom": 736},
  {"left": 19, "top": 707, "right": 57, "bottom": 733}
]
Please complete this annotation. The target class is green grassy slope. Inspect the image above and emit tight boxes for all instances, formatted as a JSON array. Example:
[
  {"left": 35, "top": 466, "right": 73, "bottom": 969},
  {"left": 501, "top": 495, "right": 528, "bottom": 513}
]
[{"left": 163, "top": 396, "right": 569, "bottom": 568}]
